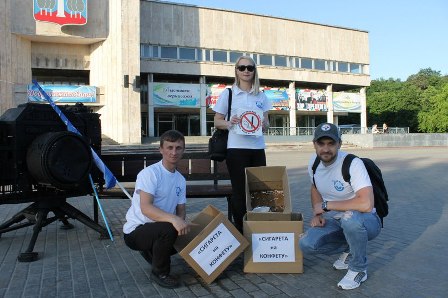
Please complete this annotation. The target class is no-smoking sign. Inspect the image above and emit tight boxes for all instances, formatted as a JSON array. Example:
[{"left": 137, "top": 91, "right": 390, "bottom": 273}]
[{"left": 238, "top": 110, "right": 262, "bottom": 135}]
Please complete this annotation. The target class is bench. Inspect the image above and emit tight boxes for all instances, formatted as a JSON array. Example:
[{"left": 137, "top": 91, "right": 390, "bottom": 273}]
[{"left": 95, "top": 152, "right": 233, "bottom": 223}]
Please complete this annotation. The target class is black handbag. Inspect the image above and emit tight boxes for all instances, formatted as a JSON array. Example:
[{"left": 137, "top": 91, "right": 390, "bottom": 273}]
[{"left": 208, "top": 88, "right": 232, "bottom": 161}]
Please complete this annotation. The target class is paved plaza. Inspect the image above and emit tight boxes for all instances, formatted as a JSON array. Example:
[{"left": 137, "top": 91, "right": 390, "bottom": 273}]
[{"left": 0, "top": 146, "right": 447, "bottom": 297}]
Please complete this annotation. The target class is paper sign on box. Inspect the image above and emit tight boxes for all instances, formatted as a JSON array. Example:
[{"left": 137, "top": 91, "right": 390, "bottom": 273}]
[
  {"left": 252, "top": 232, "right": 295, "bottom": 262},
  {"left": 189, "top": 222, "right": 241, "bottom": 275},
  {"left": 243, "top": 212, "right": 304, "bottom": 273},
  {"left": 174, "top": 205, "right": 248, "bottom": 284}
]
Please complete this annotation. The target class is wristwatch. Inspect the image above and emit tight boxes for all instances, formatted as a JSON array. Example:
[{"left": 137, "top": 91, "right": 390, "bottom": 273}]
[{"left": 322, "top": 200, "right": 329, "bottom": 212}]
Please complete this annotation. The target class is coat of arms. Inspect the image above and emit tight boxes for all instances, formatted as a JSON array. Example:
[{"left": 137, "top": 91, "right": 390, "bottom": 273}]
[{"left": 33, "top": 0, "right": 87, "bottom": 26}]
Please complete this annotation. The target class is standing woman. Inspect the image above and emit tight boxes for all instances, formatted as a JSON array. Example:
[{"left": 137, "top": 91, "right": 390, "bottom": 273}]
[{"left": 213, "top": 56, "right": 272, "bottom": 232}]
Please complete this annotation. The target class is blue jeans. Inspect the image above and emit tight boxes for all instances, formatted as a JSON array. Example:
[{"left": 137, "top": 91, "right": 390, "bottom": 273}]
[{"left": 299, "top": 210, "right": 381, "bottom": 272}]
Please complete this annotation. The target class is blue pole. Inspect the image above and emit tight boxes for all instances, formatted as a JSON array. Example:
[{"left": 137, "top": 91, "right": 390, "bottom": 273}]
[{"left": 89, "top": 175, "right": 114, "bottom": 241}]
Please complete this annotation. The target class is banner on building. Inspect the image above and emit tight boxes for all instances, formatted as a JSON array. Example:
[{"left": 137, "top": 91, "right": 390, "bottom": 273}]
[
  {"left": 28, "top": 84, "right": 96, "bottom": 103},
  {"left": 153, "top": 83, "right": 201, "bottom": 108},
  {"left": 207, "top": 85, "right": 290, "bottom": 111},
  {"left": 296, "top": 89, "right": 328, "bottom": 111},
  {"left": 33, "top": 0, "right": 88, "bottom": 26},
  {"left": 333, "top": 92, "right": 362, "bottom": 112},
  {"left": 206, "top": 84, "right": 231, "bottom": 108},
  {"left": 263, "top": 88, "right": 290, "bottom": 111}
]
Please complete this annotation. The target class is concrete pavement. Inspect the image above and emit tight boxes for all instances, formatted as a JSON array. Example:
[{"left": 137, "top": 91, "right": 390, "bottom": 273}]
[{"left": 0, "top": 146, "right": 447, "bottom": 297}]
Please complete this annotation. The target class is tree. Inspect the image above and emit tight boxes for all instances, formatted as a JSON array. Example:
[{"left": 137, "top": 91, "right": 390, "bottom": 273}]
[
  {"left": 366, "top": 78, "right": 421, "bottom": 131},
  {"left": 407, "top": 68, "right": 443, "bottom": 90},
  {"left": 367, "top": 68, "right": 448, "bottom": 132},
  {"left": 418, "top": 84, "right": 448, "bottom": 132}
]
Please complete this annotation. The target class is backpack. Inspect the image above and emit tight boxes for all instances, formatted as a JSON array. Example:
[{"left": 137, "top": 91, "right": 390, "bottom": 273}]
[{"left": 312, "top": 154, "right": 389, "bottom": 227}]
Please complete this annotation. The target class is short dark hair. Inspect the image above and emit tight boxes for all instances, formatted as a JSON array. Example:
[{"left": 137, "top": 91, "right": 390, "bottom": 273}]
[{"left": 160, "top": 130, "right": 185, "bottom": 147}]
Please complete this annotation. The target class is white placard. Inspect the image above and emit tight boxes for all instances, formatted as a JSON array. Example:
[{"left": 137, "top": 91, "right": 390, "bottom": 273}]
[
  {"left": 252, "top": 233, "right": 295, "bottom": 263},
  {"left": 235, "top": 108, "right": 263, "bottom": 136},
  {"left": 189, "top": 223, "right": 240, "bottom": 275}
]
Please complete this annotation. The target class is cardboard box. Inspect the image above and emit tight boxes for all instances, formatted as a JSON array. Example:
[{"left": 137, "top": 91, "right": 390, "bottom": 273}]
[
  {"left": 243, "top": 212, "right": 304, "bottom": 273},
  {"left": 245, "top": 166, "right": 291, "bottom": 219},
  {"left": 174, "top": 205, "right": 249, "bottom": 284}
]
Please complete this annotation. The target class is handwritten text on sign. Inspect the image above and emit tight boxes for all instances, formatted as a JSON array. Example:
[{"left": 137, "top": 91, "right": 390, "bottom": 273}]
[
  {"left": 189, "top": 223, "right": 241, "bottom": 275},
  {"left": 252, "top": 233, "right": 295, "bottom": 263}
]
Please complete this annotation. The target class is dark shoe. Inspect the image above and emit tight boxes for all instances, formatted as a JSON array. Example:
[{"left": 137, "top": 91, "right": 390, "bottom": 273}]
[
  {"left": 140, "top": 250, "right": 153, "bottom": 264},
  {"left": 151, "top": 272, "right": 180, "bottom": 288}
]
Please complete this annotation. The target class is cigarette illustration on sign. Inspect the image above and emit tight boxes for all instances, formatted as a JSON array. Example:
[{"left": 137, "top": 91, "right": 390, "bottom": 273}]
[{"left": 236, "top": 109, "right": 262, "bottom": 136}]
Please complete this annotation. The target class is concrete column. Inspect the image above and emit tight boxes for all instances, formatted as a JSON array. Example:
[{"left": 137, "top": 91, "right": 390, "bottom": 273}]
[
  {"left": 288, "top": 82, "right": 296, "bottom": 135},
  {"left": 360, "top": 87, "right": 367, "bottom": 133},
  {"left": 148, "top": 74, "right": 155, "bottom": 137},
  {"left": 199, "top": 76, "right": 207, "bottom": 136},
  {"left": 90, "top": 0, "right": 141, "bottom": 144},
  {"left": 326, "top": 84, "right": 333, "bottom": 123}
]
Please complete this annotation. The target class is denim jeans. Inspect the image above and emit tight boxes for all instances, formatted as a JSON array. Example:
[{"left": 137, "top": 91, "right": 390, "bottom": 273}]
[{"left": 299, "top": 210, "right": 381, "bottom": 272}]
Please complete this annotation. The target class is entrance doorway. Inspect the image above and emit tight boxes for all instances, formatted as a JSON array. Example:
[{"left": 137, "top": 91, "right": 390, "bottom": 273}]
[{"left": 155, "top": 113, "right": 201, "bottom": 136}]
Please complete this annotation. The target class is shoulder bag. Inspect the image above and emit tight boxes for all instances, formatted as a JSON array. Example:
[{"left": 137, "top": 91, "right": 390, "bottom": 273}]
[{"left": 208, "top": 88, "right": 232, "bottom": 161}]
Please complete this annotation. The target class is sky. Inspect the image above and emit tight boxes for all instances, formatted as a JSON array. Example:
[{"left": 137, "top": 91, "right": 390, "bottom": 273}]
[{"left": 166, "top": 0, "right": 448, "bottom": 81}]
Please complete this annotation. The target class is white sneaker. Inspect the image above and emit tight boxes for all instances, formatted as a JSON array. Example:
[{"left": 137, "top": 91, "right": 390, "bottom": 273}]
[
  {"left": 333, "top": 252, "right": 350, "bottom": 270},
  {"left": 337, "top": 269, "right": 367, "bottom": 290}
]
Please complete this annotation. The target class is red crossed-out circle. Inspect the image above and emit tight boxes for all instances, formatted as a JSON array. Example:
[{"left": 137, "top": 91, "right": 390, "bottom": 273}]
[{"left": 239, "top": 111, "right": 261, "bottom": 133}]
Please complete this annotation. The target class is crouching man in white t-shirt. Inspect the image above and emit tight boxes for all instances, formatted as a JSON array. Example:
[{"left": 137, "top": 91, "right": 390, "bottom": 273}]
[
  {"left": 299, "top": 123, "right": 381, "bottom": 290},
  {"left": 123, "top": 130, "right": 190, "bottom": 289}
]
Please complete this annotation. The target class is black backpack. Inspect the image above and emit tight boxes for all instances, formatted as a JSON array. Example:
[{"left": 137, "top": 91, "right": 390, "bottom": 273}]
[{"left": 312, "top": 154, "right": 389, "bottom": 227}]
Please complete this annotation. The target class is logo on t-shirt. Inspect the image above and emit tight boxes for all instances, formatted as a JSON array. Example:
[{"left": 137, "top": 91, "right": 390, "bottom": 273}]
[
  {"left": 176, "top": 186, "right": 181, "bottom": 196},
  {"left": 256, "top": 101, "right": 263, "bottom": 109},
  {"left": 333, "top": 180, "right": 344, "bottom": 191}
]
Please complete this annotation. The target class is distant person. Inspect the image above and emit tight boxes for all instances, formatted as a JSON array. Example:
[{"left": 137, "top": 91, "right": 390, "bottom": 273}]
[
  {"left": 299, "top": 123, "right": 381, "bottom": 290},
  {"left": 213, "top": 55, "right": 272, "bottom": 233},
  {"left": 382, "top": 123, "right": 389, "bottom": 133},
  {"left": 372, "top": 124, "right": 379, "bottom": 134},
  {"left": 123, "top": 130, "right": 191, "bottom": 289}
]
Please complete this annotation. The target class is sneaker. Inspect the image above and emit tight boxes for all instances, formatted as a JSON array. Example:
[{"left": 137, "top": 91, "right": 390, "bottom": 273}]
[
  {"left": 333, "top": 252, "right": 350, "bottom": 270},
  {"left": 337, "top": 269, "right": 367, "bottom": 290},
  {"left": 151, "top": 272, "right": 180, "bottom": 289},
  {"left": 140, "top": 250, "right": 153, "bottom": 264}
]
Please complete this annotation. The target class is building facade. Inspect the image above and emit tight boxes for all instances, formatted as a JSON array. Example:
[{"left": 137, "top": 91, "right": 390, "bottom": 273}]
[{"left": 1, "top": 0, "right": 370, "bottom": 144}]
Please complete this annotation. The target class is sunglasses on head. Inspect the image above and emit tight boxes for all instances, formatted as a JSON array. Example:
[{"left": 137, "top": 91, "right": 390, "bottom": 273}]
[{"left": 236, "top": 65, "right": 255, "bottom": 72}]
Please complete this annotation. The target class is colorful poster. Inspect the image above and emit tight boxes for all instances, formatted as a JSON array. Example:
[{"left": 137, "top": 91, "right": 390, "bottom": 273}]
[
  {"left": 206, "top": 84, "right": 230, "bottom": 108},
  {"left": 28, "top": 84, "right": 96, "bottom": 103},
  {"left": 153, "top": 83, "right": 201, "bottom": 108},
  {"left": 263, "top": 88, "right": 290, "bottom": 111},
  {"left": 207, "top": 85, "right": 291, "bottom": 111},
  {"left": 33, "top": 0, "right": 88, "bottom": 26},
  {"left": 296, "top": 89, "right": 328, "bottom": 111},
  {"left": 333, "top": 92, "right": 362, "bottom": 112}
]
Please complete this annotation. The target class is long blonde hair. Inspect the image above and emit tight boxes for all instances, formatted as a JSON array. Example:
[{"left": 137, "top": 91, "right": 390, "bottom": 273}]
[{"left": 234, "top": 55, "right": 260, "bottom": 95}]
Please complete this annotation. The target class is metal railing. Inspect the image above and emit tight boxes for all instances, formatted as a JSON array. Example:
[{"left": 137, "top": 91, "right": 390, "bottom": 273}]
[
  {"left": 211, "top": 126, "right": 410, "bottom": 136},
  {"left": 265, "top": 127, "right": 409, "bottom": 136}
]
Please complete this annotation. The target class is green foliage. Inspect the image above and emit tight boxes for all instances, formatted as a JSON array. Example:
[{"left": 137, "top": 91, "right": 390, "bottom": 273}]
[
  {"left": 417, "top": 85, "right": 448, "bottom": 132},
  {"left": 407, "top": 68, "right": 444, "bottom": 90},
  {"left": 367, "top": 68, "right": 448, "bottom": 133}
]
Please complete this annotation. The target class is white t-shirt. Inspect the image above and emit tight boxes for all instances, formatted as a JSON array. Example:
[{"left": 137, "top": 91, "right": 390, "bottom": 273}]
[
  {"left": 213, "top": 85, "right": 272, "bottom": 149},
  {"left": 307, "top": 151, "right": 372, "bottom": 201},
  {"left": 123, "top": 160, "right": 186, "bottom": 234}
]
